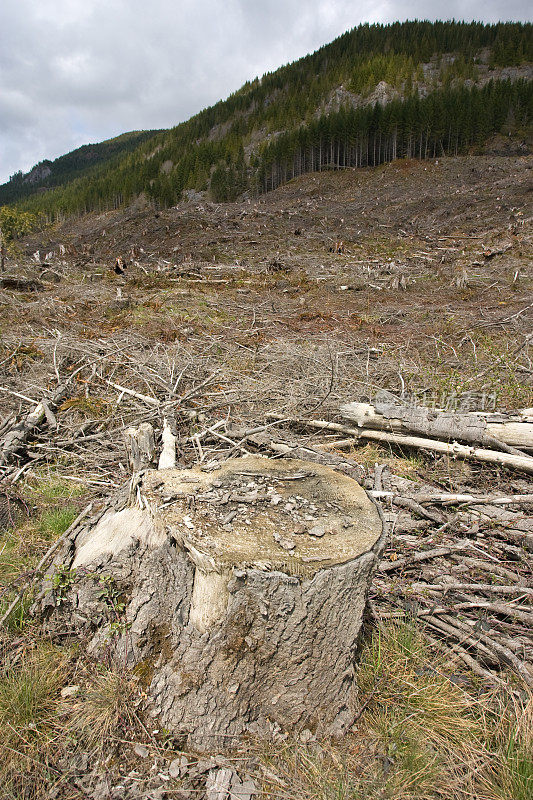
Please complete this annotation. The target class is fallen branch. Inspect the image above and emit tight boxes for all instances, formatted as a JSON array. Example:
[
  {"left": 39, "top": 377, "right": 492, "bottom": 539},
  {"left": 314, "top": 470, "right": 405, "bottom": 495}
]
[
  {"left": 370, "top": 490, "right": 533, "bottom": 507},
  {"left": 437, "top": 613, "right": 533, "bottom": 688},
  {"left": 451, "top": 601, "right": 533, "bottom": 626},
  {"left": 422, "top": 631, "right": 508, "bottom": 688},
  {"left": 179, "top": 371, "right": 219, "bottom": 403},
  {"left": 105, "top": 379, "right": 159, "bottom": 407},
  {"left": 411, "top": 582, "right": 533, "bottom": 596},
  {"left": 422, "top": 614, "right": 498, "bottom": 664},
  {"left": 448, "top": 554, "right": 522, "bottom": 584},
  {"left": 266, "top": 414, "right": 533, "bottom": 475},
  {"left": 339, "top": 399, "right": 533, "bottom": 450},
  {"left": 391, "top": 495, "right": 443, "bottom": 523},
  {"left": 0, "top": 382, "right": 71, "bottom": 466},
  {"left": 379, "top": 545, "right": 469, "bottom": 573}
]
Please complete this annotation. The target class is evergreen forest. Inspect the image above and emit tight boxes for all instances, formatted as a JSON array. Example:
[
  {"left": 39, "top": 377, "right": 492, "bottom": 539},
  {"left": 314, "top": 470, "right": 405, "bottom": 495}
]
[{"left": 1, "top": 20, "right": 531, "bottom": 222}]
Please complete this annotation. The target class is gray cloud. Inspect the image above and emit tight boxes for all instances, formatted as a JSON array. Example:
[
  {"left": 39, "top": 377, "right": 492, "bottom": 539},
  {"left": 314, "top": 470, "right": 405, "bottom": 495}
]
[{"left": 0, "top": 0, "right": 531, "bottom": 183}]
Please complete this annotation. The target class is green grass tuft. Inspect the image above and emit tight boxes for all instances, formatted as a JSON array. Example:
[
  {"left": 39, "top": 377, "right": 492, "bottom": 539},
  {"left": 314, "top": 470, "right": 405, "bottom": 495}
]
[{"left": 38, "top": 507, "right": 77, "bottom": 540}]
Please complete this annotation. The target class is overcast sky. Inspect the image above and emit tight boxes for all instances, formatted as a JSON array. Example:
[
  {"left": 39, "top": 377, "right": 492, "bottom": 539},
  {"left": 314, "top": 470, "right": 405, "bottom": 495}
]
[{"left": 0, "top": 1, "right": 531, "bottom": 184}]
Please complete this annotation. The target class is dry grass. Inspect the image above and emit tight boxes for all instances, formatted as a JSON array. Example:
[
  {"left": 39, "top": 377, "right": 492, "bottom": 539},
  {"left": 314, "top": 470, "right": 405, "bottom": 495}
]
[
  {"left": 0, "top": 642, "right": 70, "bottom": 800},
  {"left": 338, "top": 441, "right": 426, "bottom": 477},
  {"left": 65, "top": 667, "right": 140, "bottom": 747},
  {"left": 0, "top": 640, "right": 145, "bottom": 799},
  {"left": 356, "top": 623, "right": 484, "bottom": 798},
  {"left": 257, "top": 623, "right": 532, "bottom": 800},
  {"left": 479, "top": 693, "right": 533, "bottom": 800},
  {"left": 0, "top": 597, "right": 530, "bottom": 800}
]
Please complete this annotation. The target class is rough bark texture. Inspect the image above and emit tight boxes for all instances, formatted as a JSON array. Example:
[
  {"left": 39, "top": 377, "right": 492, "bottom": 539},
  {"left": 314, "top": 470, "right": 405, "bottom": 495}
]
[
  {"left": 123, "top": 422, "right": 156, "bottom": 471},
  {"left": 37, "top": 456, "right": 385, "bottom": 752},
  {"left": 340, "top": 394, "right": 533, "bottom": 450},
  {"left": 0, "top": 383, "right": 70, "bottom": 466},
  {"left": 149, "top": 550, "right": 381, "bottom": 750}
]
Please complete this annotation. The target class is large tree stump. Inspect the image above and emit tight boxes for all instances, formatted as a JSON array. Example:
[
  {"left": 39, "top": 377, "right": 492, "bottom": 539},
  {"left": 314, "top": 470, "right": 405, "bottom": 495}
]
[{"left": 39, "top": 456, "right": 385, "bottom": 751}]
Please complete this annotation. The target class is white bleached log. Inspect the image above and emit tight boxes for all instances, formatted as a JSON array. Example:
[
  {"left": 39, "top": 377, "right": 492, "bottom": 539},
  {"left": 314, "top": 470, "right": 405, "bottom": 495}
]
[
  {"left": 340, "top": 401, "right": 533, "bottom": 450},
  {"left": 266, "top": 414, "right": 533, "bottom": 475}
]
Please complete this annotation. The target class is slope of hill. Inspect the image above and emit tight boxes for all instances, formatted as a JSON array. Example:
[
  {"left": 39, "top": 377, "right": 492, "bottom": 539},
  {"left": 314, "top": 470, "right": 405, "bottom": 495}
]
[
  {"left": 0, "top": 137, "right": 532, "bottom": 800},
  {"left": 0, "top": 130, "right": 160, "bottom": 206},
  {"left": 1, "top": 20, "right": 532, "bottom": 221}
]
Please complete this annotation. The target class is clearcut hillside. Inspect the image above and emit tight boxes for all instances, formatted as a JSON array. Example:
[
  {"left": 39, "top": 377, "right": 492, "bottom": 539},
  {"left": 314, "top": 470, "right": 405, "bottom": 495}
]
[{"left": 1, "top": 20, "right": 532, "bottom": 222}]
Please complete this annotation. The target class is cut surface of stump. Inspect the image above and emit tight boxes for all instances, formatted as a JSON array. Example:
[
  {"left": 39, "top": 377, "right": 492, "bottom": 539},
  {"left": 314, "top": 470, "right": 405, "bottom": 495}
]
[{"left": 39, "top": 456, "right": 385, "bottom": 751}]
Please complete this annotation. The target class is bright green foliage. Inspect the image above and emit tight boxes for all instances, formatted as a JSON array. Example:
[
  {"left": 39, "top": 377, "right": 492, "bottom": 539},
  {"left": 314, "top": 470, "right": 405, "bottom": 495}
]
[
  {"left": 0, "top": 206, "right": 37, "bottom": 241},
  {"left": 38, "top": 507, "right": 78, "bottom": 539},
  {"left": 0, "top": 21, "right": 531, "bottom": 219},
  {"left": 348, "top": 54, "right": 416, "bottom": 95},
  {"left": 50, "top": 565, "right": 77, "bottom": 606}
]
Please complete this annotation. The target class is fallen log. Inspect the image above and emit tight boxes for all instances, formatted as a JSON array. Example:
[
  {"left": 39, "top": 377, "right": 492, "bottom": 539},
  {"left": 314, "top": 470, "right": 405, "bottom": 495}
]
[
  {"left": 370, "top": 490, "right": 533, "bottom": 507},
  {"left": 410, "top": 582, "right": 533, "bottom": 596},
  {"left": 498, "top": 528, "right": 533, "bottom": 552},
  {"left": 339, "top": 398, "right": 533, "bottom": 451},
  {"left": 266, "top": 414, "right": 533, "bottom": 475}
]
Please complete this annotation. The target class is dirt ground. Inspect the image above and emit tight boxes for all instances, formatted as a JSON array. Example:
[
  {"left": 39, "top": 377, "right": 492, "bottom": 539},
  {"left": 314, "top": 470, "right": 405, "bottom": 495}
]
[
  {"left": 0, "top": 155, "right": 532, "bottom": 799},
  {"left": 8, "top": 154, "right": 533, "bottom": 407}
]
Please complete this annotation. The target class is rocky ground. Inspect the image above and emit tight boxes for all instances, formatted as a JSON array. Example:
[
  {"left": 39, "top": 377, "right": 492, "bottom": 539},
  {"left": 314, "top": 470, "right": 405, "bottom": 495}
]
[{"left": 0, "top": 154, "right": 532, "bottom": 799}]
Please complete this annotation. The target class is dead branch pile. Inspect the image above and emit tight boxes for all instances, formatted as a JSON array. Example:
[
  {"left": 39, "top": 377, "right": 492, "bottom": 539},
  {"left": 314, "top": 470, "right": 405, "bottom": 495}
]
[
  {"left": 0, "top": 335, "right": 531, "bottom": 695},
  {"left": 0, "top": 332, "right": 231, "bottom": 486},
  {"left": 196, "top": 420, "right": 533, "bottom": 691}
]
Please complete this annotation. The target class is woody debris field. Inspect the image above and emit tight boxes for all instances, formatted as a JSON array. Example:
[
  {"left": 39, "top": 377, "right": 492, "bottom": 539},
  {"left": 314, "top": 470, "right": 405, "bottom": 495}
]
[{"left": 0, "top": 154, "right": 532, "bottom": 799}]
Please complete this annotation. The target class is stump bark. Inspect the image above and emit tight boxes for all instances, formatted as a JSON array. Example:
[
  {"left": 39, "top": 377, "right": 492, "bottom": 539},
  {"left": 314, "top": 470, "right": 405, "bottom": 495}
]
[{"left": 39, "top": 456, "right": 385, "bottom": 751}]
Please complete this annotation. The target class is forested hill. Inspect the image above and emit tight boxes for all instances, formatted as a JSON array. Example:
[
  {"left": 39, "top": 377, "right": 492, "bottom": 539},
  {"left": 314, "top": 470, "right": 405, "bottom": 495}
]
[
  {"left": 2, "top": 20, "right": 532, "bottom": 221},
  {"left": 0, "top": 131, "right": 160, "bottom": 206}
]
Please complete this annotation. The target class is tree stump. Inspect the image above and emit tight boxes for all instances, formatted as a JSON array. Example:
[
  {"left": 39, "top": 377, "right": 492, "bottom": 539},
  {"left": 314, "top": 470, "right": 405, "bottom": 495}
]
[
  {"left": 39, "top": 456, "right": 385, "bottom": 751},
  {"left": 123, "top": 422, "right": 156, "bottom": 471}
]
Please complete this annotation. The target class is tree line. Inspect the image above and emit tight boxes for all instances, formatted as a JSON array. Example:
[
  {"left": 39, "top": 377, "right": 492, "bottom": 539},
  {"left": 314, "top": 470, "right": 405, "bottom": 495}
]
[
  {"left": 257, "top": 80, "right": 533, "bottom": 193},
  {"left": 1, "top": 21, "right": 531, "bottom": 219}
]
